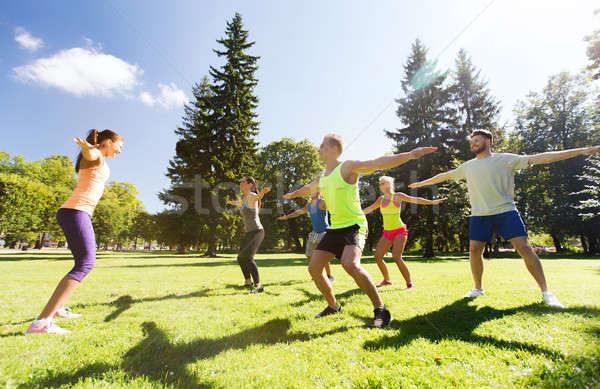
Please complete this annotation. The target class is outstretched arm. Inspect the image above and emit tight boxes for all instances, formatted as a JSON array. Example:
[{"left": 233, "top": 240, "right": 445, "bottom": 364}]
[
  {"left": 362, "top": 197, "right": 382, "bottom": 215},
  {"left": 283, "top": 177, "right": 321, "bottom": 199},
  {"left": 528, "top": 146, "right": 600, "bottom": 165},
  {"left": 395, "top": 192, "right": 448, "bottom": 205},
  {"left": 408, "top": 172, "right": 452, "bottom": 189},
  {"left": 227, "top": 199, "right": 243, "bottom": 207},
  {"left": 278, "top": 204, "right": 309, "bottom": 220},
  {"left": 256, "top": 187, "right": 271, "bottom": 201},
  {"left": 350, "top": 147, "right": 437, "bottom": 175}
]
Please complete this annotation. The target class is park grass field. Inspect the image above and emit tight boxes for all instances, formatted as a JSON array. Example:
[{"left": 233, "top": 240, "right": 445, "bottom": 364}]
[{"left": 1, "top": 249, "right": 599, "bottom": 388}]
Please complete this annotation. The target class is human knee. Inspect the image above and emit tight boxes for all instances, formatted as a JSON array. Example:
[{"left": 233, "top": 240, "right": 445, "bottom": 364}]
[
  {"left": 68, "top": 260, "right": 95, "bottom": 281},
  {"left": 341, "top": 261, "right": 360, "bottom": 276}
]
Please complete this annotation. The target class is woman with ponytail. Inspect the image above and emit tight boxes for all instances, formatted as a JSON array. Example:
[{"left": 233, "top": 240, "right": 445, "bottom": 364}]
[
  {"left": 227, "top": 176, "right": 270, "bottom": 294},
  {"left": 26, "top": 129, "right": 123, "bottom": 335}
]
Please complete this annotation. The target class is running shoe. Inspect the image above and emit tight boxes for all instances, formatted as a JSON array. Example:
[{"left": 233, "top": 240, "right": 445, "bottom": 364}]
[
  {"left": 373, "top": 307, "right": 391, "bottom": 328},
  {"left": 376, "top": 280, "right": 392, "bottom": 287},
  {"left": 405, "top": 283, "right": 415, "bottom": 291},
  {"left": 542, "top": 291, "right": 565, "bottom": 308},
  {"left": 250, "top": 285, "right": 264, "bottom": 294},
  {"left": 463, "top": 288, "right": 485, "bottom": 298},
  {"left": 328, "top": 275, "right": 336, "bottom": 283},
  {"left": 25, "top": 319, "right": 70, "bottom": 335},
  {"left": 315, "top": 305, "right": 341, "bottom": 318},
  {"left": 54, "top": 307, "right": 83, "bottom": 319}
]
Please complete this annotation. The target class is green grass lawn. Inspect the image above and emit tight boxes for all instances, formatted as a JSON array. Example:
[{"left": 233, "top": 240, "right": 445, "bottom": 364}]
[{"left": 1, "top": 249, "right": 599, "bottom": 388}]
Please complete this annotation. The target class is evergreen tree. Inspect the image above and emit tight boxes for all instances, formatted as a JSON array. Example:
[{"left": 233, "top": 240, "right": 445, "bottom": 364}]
[
  {"left": 386, "top": 39, "right": 454, "bottom": 257},
  {"left": 445, "top": 49, "right": 502, "bottom": 252},
  {"left": 449, "top": 49, "right": 502, "bottom": 160},
  {"left": 161, "top": 13, "right": 261, "bottom": 256}
]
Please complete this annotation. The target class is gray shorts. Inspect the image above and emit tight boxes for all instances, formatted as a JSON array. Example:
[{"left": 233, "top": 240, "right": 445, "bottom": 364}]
[{"left": 305, "top": 231, "right": 326, "bottom": 258}]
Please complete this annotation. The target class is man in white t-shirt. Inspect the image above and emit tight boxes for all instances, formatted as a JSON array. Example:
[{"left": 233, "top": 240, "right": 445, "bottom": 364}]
[{"left": 409, "top": 129, "right": 600, "bottom": 308}]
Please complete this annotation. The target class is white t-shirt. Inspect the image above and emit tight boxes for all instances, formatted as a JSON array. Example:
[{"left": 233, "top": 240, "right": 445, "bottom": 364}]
[{"left": 448, "top": 153, "right": 530, "bottom": 216}]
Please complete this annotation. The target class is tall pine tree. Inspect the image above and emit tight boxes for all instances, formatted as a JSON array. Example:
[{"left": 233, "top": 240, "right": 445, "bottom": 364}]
[
  {"left": 161, "top": 13, "right": 261, "bottom": 256},
  {"left": 386, "top": 39, "right": 454, "bottom": 257}
]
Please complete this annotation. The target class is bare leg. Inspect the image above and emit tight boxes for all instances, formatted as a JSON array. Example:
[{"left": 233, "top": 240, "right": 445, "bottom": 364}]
[
  {"left": 340, "top": 246, "right": 383, "bottom": 308},
  {"left": 391, "top": 234, "right": 411, "bottom": 284},
  {"left": 469, "top": 240, "right": 486, "bottom": 290},
  {"left": 373, "top": 237, "right": 394, "bottom": 281},
  {"left": 38, "top": 276, "right": 80, "bottom": 320},
  {"left": 510, "top": 236, "right": 548, "bottom": 292},
  {"left": 308, "top": 250, "right": 337, "bottom": 307},
  {"left": 308, "top": 255, "right": 332, "bottom": 277}
]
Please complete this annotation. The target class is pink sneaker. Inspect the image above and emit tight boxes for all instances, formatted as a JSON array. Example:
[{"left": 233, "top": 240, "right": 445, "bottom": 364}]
[
  {"left": 25, "top": 319, "right": 70, "bottom": 335},
  {"left": 54, "top": 307, "right": 83, "bottom": 319},
  {"left": 376, "top": 280, "right": 392, "bottom": 287},
  {"left": 405, "top": 283, "right": 415, "bottom": 291}
]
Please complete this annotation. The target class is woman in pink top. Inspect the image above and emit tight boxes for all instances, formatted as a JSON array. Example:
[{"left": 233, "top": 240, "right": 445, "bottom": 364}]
[
  {"left": 26, "top": 129, "right": 123, "bottom": 335},
  {"left": 363, "top": 176, "right": 446, "bottom": 290}
]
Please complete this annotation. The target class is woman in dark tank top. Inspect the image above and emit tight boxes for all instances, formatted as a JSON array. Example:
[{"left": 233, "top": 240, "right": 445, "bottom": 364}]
[{"left": 227, "top": 176, "right": 270, "bottom": 294}]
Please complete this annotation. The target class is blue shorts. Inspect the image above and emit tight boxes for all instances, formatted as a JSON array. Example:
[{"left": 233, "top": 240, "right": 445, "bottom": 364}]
[{"left": 469, "top": 210, "right": 527, "bottom": 242}]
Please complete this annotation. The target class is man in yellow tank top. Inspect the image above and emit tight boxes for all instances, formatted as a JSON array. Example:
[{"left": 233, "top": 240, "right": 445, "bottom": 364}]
[{"left": 284, "top": 134, "right": 436, "bottom": 328}]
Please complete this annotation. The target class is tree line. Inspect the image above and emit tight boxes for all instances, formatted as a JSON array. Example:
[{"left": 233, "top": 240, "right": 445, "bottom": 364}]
[{"left": 2, "top": 12, "right": 599, "bottom": 255}]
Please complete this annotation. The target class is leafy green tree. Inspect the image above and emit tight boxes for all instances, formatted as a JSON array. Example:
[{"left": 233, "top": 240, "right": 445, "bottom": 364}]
[
  {"left": 256, "top": 138, "right": 323, "bottom": 250},
  {"left": 511, "top": 72, "right": 595, "bottom": 251},
  {"left": 385, "top": 39, "right": 455, "bottom": 257},
  {"left": 93, "top": 182, "right": 143, "bottom": 250},
  {"left": 584, "top": 10, "right": 600, "bottom": 80},
  {"left": 0, "top": 173, "right": 55, "bottom": 247}
]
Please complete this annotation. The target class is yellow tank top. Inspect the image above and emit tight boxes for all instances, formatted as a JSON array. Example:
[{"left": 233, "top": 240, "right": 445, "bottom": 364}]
[
  {"left": 61, "top": 162, "right": 110, "bottom": 216},
  {"left": 380, "top": 198, "right": 405, "bottom": 230},
  {"left": 318, "top": 162, "right": 367, "bottom": 235}
]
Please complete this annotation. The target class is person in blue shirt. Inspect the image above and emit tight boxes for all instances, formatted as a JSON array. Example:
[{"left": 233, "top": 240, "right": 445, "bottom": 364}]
[{"left": 279, "top": 191, "right": 335, "bottom": 283}]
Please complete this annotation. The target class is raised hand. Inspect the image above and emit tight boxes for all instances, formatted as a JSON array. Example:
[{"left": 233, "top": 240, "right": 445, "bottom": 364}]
[
  {"left": 410, "top": 147, "right": 438, "bottom": 159},
  {"left": 72, "top": 137, "right": 98, "bottom": 150},
  {"left": 431, "top": 197, "right": 448, "bottom": 204}
]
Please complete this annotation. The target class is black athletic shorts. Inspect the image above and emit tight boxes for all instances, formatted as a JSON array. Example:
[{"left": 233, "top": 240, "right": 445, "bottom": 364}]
[{"left": 315, "top": 224, "right": 364, "bottom": 259}]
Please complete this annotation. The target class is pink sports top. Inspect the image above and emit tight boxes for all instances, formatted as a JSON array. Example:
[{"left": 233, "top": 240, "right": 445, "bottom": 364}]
[{"left": 61, "top": 161, "right": 110, "bottom": 216}]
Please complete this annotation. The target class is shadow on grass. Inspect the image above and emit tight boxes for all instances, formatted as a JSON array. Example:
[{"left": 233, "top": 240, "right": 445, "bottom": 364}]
[
  {"left": 29, "top": 318, "right": 348, "bottom": 388},
  {"left": 364, "top": 299, "right": 599, "bottom": 352},
  {"left": 362, "top": 299, "right": 600, "bottom": 386},
  {"left": 107, "top": 255, "right": 309, "bottom": 270},
  {"left": 0, "top": 254, "right": 74, "bottom": 262}
]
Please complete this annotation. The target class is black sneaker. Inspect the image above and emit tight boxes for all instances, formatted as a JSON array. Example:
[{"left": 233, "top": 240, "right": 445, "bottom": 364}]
[
  {"left": 250, "top": 285, "right": 264, "bottom": 294},
  {"left": 315, "top": 305, "right": 341, "bottom": 318},
  {"left": 373, "top": 307, "right": 391, "bottom": 328}
]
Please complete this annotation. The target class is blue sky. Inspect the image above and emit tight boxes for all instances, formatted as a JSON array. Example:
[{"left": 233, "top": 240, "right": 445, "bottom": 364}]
[{"left": 1, "top": 1, "right": 598, "bottom": 213}]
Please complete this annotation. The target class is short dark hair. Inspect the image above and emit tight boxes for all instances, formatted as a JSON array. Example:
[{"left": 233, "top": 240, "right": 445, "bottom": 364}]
[{"left": 470, "top": 129, "right": 493, "bottom": 144}]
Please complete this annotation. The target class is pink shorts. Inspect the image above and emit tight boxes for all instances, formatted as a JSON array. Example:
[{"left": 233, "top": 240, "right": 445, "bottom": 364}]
[{"left": 382, "top": 226, "right": 408, "bottom": 241}]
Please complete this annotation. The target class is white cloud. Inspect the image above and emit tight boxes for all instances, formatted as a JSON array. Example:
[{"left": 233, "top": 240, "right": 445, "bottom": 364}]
[
  {"left": 14, "top": 27, "right": 43, "bottom": 52},
  {"left": 139, "top": 83, "right": 189, "bottom": 109},
  {"left": 13, "top": 46, "right": 142, "bottom": 97}
]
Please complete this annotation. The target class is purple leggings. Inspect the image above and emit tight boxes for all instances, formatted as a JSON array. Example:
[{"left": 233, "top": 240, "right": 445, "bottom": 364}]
[{"left": 56, "top": 208, "right": 96, "bottom": 282}]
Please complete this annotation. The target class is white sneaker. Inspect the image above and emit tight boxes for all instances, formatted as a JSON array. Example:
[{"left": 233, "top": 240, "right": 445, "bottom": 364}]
[
  {"left": 54, "top": 307, "right": 83, "bottom": 319},
  {"left": 542, "top": 291, "right": 565, "bottom": 308},
  {"left": 463, "top": 288, "right": 485, "bottom": 298},
  {"left": 25, "top": 319, "right": 70, "bottom": 335}
]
